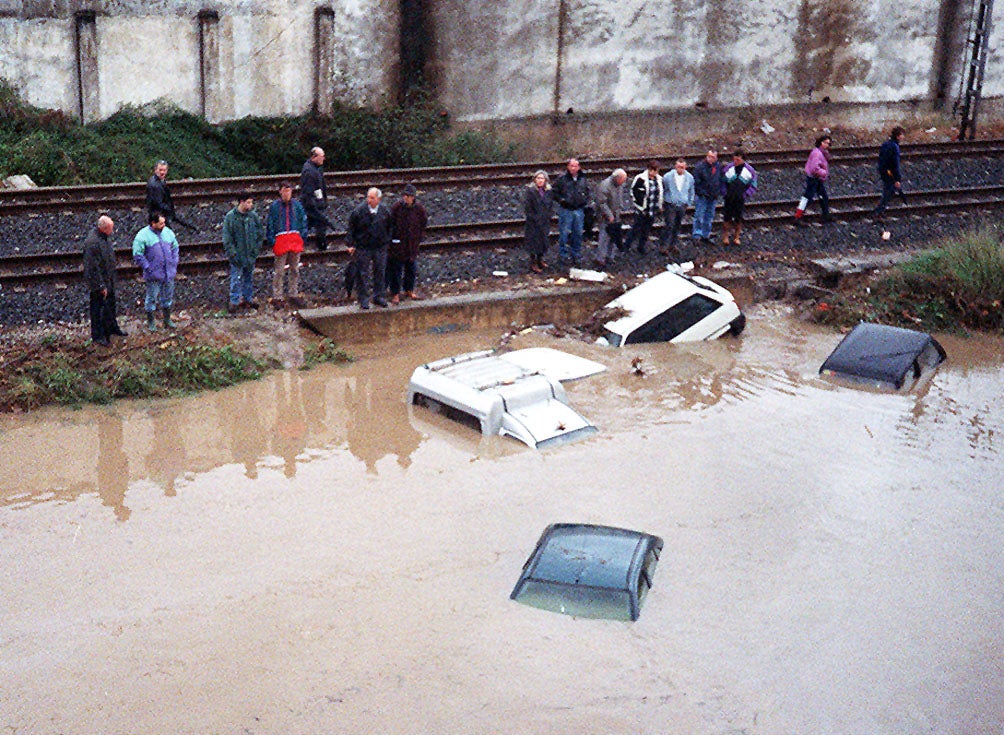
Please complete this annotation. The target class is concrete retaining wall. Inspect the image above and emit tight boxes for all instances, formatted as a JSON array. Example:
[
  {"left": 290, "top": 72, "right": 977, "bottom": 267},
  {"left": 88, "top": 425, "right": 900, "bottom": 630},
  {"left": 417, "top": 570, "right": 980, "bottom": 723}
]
[
  {"left": 0, "top": 0, "right": 1002, "bottom": 126},
  {"left": 0, "top": 0, "right": 398, "bottom": 122},
  {"left": 432, "top": 0, "right": 1002, "bottom": 121}
]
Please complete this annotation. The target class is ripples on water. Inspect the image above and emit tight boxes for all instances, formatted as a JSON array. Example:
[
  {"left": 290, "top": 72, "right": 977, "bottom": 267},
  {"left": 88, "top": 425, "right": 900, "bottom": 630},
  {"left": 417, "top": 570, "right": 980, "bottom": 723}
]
[{"left": 1, "top": 309, "right": 1002, "bottom": 734}]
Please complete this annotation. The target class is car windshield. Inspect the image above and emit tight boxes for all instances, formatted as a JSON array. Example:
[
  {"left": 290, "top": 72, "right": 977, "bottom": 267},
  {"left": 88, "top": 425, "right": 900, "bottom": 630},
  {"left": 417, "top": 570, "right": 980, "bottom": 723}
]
[{"left": 513, "top": 580, "right": 633, "bottom": 621}]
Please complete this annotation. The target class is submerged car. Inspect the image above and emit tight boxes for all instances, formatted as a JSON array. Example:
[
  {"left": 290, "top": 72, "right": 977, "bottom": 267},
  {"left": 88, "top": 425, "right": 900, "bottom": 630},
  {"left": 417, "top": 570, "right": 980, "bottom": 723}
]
[
  {"left": 511, "top": 523, "right": 664, "bottom": 622},
  {"left": 598, "top": 270, "right": 745, "bottom": 347},
  {"left": 407, "top": 349, "right": 600, "bottom": 449},
  {"left": 819, "top": 322, "right": 947, "bottom": 391}
]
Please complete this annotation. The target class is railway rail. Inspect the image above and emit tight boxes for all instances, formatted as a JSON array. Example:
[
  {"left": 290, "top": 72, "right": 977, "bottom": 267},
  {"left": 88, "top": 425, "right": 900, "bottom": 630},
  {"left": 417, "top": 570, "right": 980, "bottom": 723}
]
[
  {"left": 4, "top": 184, "right": 1003, "bottom": 287},
  {"left": 2, "top": 139, "right": 1004, "bottom": 215}
]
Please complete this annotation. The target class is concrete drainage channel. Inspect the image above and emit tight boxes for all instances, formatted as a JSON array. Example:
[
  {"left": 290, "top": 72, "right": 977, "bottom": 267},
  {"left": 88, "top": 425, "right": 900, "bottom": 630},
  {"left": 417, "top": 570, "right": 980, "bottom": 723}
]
[
  {"left": 296, "top": 251, "right": 906, "bottom": 344},
  {"left": 297, "top": 274, "right": 759, "bottom": 344}
]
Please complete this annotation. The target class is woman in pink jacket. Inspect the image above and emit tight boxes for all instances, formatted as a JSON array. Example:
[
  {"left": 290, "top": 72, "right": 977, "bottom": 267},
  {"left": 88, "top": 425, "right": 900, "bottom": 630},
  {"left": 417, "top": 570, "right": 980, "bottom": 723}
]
[{"left": 795, "top": 134, "right": 832, "bottom": 225}]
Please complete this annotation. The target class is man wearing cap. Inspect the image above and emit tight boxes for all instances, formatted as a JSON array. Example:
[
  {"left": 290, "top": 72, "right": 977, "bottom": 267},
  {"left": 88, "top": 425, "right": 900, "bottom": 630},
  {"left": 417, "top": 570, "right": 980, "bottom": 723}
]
[{"left": 387, "top": 183, "right": 428, "bottom": 304}]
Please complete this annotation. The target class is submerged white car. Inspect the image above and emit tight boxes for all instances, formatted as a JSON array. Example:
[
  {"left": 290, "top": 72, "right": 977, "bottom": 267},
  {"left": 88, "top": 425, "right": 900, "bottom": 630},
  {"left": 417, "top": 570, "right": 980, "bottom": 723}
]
[
  {"left": 407, "top": 349, "right": 602, "bottom": 449},
  {"left": 599, "top": 270, "right": 745, "bottom": 346}
]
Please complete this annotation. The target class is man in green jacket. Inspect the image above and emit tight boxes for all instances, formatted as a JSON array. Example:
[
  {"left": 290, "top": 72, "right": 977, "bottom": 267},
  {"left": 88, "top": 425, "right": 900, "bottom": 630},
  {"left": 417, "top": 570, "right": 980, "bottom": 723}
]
[{"left": 222, "top": 193, "right": 265, "bottom": 312}]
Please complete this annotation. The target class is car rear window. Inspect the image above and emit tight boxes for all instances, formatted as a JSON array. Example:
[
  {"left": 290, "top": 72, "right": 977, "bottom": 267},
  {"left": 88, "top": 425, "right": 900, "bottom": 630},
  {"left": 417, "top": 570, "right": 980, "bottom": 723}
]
[{"left": 626, "top": 293, "right": 721, "bottom": 344}]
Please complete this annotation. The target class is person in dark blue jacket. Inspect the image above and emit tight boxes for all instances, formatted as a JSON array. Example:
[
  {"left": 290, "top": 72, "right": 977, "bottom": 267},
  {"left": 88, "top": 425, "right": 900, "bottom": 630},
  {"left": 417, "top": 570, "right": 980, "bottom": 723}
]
[{"left": 874, "top": 127, "right": 907, "bottom": 215}]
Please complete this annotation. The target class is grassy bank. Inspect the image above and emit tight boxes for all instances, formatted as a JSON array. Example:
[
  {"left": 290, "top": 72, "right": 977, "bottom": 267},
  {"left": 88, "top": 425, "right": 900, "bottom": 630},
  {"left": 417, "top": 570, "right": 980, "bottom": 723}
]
[
  {"left": 0, "top": 333, "right": 274, "bottom": 412},
  {"left": 812, "top": 226, "right": 1004, "bottom": 333},
  {"left": 0, "top": 80, "right": 515, "bottom": 186}
]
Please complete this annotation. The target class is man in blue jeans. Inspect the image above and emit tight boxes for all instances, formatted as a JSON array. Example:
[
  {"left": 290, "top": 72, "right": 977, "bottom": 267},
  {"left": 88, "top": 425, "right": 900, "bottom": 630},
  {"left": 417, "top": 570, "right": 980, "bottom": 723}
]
[
  {"left": 223, "top": 193, "right": 265, "bottom": 313},
  {"left": 691, "top": 148, "right": 722, "bottom": 243},
  {"left": 132, "top": 212, "right": 180, "bottom": 331},
  {"left": 553, "top": 158, "right": 591, "bottom": 265}
]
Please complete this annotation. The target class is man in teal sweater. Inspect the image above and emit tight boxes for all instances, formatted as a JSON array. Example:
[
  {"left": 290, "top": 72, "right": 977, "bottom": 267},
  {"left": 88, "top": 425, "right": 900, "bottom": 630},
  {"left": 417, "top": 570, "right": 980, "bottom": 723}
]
[{"left": 222, "top": 193, "right": 265, "bottom": 312}]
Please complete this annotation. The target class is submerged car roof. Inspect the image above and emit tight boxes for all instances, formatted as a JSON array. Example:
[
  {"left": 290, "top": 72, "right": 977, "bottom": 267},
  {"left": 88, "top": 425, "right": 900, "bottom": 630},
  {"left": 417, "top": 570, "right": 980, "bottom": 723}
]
[
  {"left": 408, "top": 350, "right": 598, "bottom": 449},
  {"left": 511, "top": 523, "right": 664, "bottom": 621},
  {"left": 819, "top": 322, "right": 947, "bottom": 389}
]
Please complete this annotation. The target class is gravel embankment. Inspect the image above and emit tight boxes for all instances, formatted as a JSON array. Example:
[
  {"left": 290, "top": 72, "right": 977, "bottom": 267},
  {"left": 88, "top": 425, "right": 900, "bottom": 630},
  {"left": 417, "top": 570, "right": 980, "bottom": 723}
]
[{"left": 1, "top": 155, "right": 1003, "bottom": 329}]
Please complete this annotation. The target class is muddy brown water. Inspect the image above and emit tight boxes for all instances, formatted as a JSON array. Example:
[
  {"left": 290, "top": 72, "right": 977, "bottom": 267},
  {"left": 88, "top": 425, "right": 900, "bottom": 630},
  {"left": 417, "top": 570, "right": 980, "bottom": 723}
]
[{"left": 1, "top": 305, "right": 1002, "bottom": 734}]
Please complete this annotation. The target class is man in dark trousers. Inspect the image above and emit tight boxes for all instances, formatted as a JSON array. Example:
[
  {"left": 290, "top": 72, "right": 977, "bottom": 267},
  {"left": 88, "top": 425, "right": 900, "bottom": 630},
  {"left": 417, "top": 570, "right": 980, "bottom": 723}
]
[
  {"left": 82, "top": 214, "right": 126, "bottom": 346},
  {"left": 146, "top": 159, "right": 195, "bottom": 231},
  {"left": 146, "top": 160, "right": 175, "bottom": 222},
  {"left": 387, "top": 183, "right": 428, "bottom": 304},
  {"left": 346, "top": 187, "right": 393, "bottom": 310},
  {"left": 300, "top": 146, "right": 336, "bottom": 250},
  {"left": 874, "top": 126, "right": 907, "bottom": 215}
]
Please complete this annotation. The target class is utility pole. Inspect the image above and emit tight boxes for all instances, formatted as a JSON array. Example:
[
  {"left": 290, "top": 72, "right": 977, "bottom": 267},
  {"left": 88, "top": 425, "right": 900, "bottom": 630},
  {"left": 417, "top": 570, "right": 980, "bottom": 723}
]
[{"left": 957, "top": 0, "right": 995, "bottom": 140}]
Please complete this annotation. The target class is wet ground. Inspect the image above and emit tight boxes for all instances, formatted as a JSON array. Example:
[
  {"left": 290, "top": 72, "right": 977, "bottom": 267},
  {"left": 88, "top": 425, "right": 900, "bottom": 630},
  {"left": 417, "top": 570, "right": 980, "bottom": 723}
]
[{"left": 1, "top": 305, "right": 1002, "bottom": 734}]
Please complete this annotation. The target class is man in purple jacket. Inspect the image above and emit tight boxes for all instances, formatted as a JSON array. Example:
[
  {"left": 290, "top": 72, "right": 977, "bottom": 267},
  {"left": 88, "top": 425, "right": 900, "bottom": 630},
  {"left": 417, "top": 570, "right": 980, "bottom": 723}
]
[{"left": 132, "top": 212, "right": 180, "bottom": 331}]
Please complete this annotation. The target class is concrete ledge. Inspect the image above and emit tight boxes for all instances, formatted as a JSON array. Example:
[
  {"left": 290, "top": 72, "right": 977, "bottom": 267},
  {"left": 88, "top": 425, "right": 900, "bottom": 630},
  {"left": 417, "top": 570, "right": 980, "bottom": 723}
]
[{"left": 298, "top": 284, "right": 622, "bottom": 344}]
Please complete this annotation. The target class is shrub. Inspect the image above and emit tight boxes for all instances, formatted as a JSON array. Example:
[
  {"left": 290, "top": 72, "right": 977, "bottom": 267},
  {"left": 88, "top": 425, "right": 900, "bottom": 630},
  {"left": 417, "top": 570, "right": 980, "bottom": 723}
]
[
  {"left": 300, "top": 338, "right": 354, "bottom": 370},
  {"left": 0, "top": 75, "right": 516, "bottom": 184}
]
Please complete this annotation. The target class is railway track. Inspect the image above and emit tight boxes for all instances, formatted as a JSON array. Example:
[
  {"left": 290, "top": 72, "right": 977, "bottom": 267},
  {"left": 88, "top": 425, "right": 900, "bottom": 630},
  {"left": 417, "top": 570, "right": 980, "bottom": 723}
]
[
  {"left": 4, "top": 184, "right": 1003, "bottom": 287},
  {"left": 2, "top": 139, "right": 1003, "bottom": 215}
]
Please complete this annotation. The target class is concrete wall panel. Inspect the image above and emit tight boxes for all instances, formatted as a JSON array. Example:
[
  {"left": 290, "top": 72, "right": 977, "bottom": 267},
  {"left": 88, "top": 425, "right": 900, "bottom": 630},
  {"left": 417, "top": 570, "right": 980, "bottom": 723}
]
[
  {"left": 0, "top": 0, "right": 996, "bottom": 124},
  {"left": 0, "top": 18, "right": 75, "bottom": 111},
  {"left": 97, "top": 16, "right": 200, "bottom": 115}
]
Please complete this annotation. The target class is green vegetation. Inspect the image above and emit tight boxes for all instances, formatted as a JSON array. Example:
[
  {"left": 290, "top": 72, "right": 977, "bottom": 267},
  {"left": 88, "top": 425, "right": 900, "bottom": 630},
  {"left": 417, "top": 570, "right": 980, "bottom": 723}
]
[
  {"left": 0, "top": 79, "right": 515, "bottom": 186},
  {"left": 813, "top": 226, "right": 1004, "bottom": 332},
  {"left": 300, "top": 338, "right": 355, "bottom": 370},
  {"left": 1, "top": 334, "right": 270, "bottom": 411}
]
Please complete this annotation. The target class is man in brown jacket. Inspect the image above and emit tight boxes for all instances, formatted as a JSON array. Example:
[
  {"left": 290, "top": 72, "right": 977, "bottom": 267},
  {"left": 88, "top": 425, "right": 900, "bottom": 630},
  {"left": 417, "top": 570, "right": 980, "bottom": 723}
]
[{"left": 387, "top": 183, "right": 428, "bottom": 304}]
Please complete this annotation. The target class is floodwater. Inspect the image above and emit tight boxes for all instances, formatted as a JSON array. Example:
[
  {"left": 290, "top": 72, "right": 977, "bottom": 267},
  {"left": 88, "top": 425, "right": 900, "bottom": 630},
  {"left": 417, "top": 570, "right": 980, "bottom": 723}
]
[{"left": 1, "top": 305, "right": 1002, "bottom": 735}]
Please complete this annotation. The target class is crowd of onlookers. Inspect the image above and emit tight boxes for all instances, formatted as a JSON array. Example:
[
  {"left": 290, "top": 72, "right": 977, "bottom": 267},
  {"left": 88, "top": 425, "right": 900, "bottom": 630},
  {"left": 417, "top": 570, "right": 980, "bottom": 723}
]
[{"left": 82, "top": 128, "right": 907, "bottom": 346}]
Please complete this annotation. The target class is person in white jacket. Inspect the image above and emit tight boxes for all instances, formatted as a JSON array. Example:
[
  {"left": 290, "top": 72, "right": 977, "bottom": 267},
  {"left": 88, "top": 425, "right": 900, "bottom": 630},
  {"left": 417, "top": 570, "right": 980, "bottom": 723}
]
[
  {"left": 660, "top": 158, "right": 695, "bottom": 259},
  {"left": 623, "top": 160, "right": 663, "bottom": 255}
]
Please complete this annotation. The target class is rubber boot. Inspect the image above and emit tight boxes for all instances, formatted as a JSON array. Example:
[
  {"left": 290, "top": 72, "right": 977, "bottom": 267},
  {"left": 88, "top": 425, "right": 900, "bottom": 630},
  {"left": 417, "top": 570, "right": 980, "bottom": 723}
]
[
  {"left": 146, "top": 310, "right": 158, "bottom": 332},
  {"left": 734, "top": 223, "right": 743, "bottom": 245},
  {"left": 163, "top": 308, "right": 177, "bottom": 330}
]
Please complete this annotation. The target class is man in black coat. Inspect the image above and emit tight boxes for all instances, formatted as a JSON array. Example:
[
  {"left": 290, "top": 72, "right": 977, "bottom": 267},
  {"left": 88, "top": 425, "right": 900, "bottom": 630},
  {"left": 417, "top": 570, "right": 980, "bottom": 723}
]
[
  {"left": 82, "top": 215, "right": 126, "bottom": 346},
  {"left": 553, "top": 158, "right": 591, "bottom": 265},
  {"left": 300, "top": 146, "right": 336, "bottom": 250},
  {"left": 346, "top": 187, "right": 393, "bottom": 309},
  {"left": 146, "top": 160, "right": 175, "bottom": 221}
]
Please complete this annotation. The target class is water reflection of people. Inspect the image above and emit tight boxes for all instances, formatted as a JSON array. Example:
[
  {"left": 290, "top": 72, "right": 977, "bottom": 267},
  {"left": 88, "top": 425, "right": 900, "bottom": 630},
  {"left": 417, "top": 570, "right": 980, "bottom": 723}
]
[
  {"left": 219, "top": 383, "right": 268, "bottom": 479},
  {"left": 95, "top": 411, "right": 131, "bottom": 522},
  {"left": 273, "top": 372, "right": 308, "bottom": 478},
  {"left": 144, "top": 405, "right": 188, "bottom": 498},
  {"left": 344, "top": 376, "right": 422, "bottom": 474}
]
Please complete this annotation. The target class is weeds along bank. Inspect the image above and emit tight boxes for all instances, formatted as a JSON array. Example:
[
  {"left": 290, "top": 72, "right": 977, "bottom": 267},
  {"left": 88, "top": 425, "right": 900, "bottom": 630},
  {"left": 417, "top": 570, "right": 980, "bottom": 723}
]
[
  {"left": 0, "top": 80, "right": 515, "bottom": 187},
  {"left": 811, "top": 225, "right": 1004, "bottom": 334},
  {"left": 0, "top": 325, "right": 353, "bottom": 413}
]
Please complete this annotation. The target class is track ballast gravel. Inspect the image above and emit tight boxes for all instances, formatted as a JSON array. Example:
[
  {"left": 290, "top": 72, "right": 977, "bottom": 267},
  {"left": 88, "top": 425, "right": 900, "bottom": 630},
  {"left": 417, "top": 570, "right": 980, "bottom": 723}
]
[{"left": 1, "top": 155, "right": 1002, "bottom": 329}]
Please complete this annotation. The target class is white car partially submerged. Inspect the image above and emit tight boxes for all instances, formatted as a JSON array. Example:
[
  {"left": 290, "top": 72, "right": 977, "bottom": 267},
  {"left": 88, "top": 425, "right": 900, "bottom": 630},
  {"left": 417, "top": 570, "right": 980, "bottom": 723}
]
[
  {"left": 407, "top": 349, "right": 604, "bottom": 449},
  {"left": 598, "top": 270, "right": 745, "bottom": 346}
]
